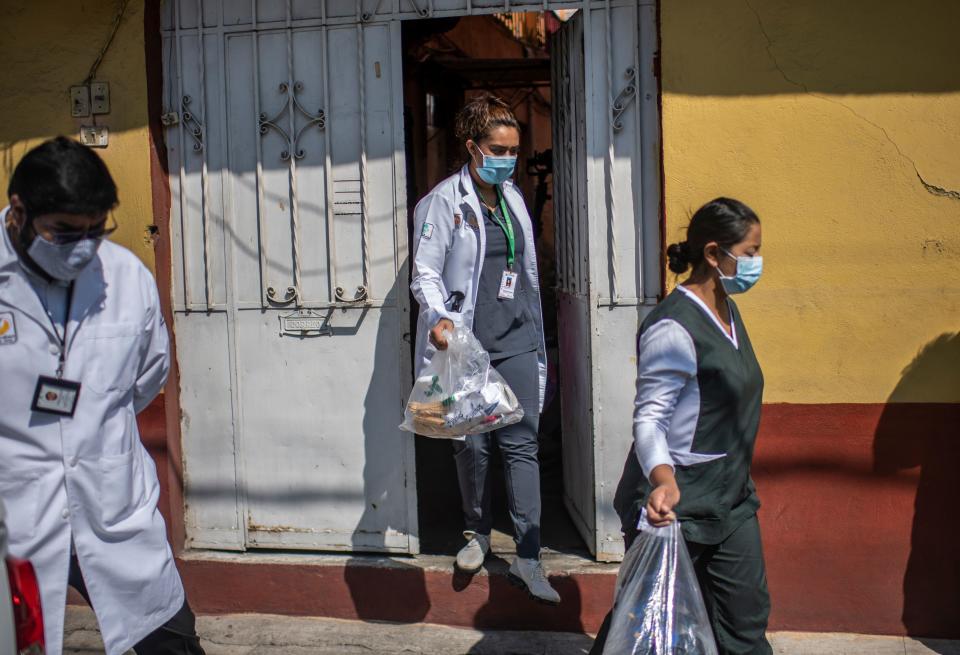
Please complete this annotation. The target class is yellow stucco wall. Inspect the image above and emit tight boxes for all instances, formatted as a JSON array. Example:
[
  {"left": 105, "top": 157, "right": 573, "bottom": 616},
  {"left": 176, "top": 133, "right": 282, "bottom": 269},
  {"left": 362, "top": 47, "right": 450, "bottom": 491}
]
[
  {"left": 0, "top": 1, "right": 155, "bottom": 271},
  {"left": 3, "top": 1, "right": 956, "bottom": 404},
  {"left": 661, "top": 0, "right": 960, "bottom": 404}
]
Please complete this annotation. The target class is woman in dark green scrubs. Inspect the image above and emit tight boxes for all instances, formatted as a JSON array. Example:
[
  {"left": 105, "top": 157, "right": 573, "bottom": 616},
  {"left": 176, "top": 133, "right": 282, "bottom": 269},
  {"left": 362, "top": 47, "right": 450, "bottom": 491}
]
[{"left": 593, "top": 197, "right": 772, "bottom": 655}]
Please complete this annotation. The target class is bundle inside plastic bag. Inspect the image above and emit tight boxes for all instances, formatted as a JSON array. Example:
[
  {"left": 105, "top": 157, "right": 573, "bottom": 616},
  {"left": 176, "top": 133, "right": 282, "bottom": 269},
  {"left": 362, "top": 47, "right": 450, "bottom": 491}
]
[
  {"left": 399, "top": 326, "right": 524, "bottom": 438},
  {"left": 603, "top": 511, "right": 718, "bottom": 655}
]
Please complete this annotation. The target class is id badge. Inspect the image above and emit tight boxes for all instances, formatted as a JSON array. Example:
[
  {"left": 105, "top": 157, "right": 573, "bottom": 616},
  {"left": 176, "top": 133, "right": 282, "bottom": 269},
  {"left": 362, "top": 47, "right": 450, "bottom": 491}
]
[
  {"left": 498, "top": 270, "right": 518, "bottom": 300},
  {"left": 31, "top": 375, "right": 81, "bottom": 417}
]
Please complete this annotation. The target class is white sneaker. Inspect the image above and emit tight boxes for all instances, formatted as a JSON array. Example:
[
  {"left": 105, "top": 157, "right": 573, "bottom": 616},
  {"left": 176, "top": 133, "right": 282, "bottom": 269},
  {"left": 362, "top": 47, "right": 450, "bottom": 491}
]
[
  {"left": 508, "top": 556, "right": 561, "bottom": 605},
  {"left": 455, "top": 531, "right": 490, "bottom": 573}
]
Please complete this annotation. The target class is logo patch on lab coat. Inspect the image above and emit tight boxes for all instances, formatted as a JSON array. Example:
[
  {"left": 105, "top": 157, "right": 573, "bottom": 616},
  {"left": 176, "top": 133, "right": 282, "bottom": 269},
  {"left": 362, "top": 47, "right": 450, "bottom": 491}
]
[
  {"left": 421, "top": 222, "right": 435, "bottom": 239},
  {"left": 0, "top": 312, "right": 16, "bottom": 345}
]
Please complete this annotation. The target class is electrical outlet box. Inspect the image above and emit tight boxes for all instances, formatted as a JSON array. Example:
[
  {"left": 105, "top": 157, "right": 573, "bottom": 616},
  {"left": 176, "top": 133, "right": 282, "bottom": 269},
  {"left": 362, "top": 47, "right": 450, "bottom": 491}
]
[
  {"left": 79, "top": 126, "right": 109, "bottom": 148},
  {"left": 70, "top": 86, "right": 90, "bottom": 117},
  {"left": 90, "top": 82, "right": 110, "bottom": 114}
]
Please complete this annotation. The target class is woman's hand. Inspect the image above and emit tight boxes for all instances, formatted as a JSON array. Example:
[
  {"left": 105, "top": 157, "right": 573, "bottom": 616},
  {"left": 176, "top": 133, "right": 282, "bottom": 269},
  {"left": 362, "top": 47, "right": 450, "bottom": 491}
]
[
  {"left": 645, "top": 464, "right": 680, "bottom": 527},
  {"left": 429, "top": 318, "right": 455, "bottom": 350}
]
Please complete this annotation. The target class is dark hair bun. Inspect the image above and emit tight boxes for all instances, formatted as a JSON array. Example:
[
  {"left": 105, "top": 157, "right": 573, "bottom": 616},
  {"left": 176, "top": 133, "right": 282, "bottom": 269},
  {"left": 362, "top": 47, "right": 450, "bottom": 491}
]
[
  {"left": 666, "top": 241, "right": 691, "bottom": 274},
  {"left": 669, "top": 198, "right": 759, "bottom": 277}
]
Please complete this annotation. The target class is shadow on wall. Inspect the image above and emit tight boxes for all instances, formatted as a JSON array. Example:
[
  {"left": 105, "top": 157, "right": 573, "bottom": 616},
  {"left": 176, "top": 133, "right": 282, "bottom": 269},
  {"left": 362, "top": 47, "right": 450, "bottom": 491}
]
[
  {"left": 454, "top": 554, "right": 589, "bottom": 653},
  {"left": 873, "top": 333, "right": 960, "bottom": 640},
  {"left": 345, "top": 273, "right": 430, "bottom": 623},
  {"left": 661, "top": 0, "right": 960, "bottom": 95}
]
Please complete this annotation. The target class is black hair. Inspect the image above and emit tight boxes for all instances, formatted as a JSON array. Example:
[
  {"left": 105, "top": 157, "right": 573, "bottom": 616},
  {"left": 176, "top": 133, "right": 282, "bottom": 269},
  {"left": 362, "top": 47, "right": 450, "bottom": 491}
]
[
  {"left": 666, "top": 197, "right": 760, "bottom": 274},
  {"left": 7, "top": 136, "right": 118, "bottom": 220}
]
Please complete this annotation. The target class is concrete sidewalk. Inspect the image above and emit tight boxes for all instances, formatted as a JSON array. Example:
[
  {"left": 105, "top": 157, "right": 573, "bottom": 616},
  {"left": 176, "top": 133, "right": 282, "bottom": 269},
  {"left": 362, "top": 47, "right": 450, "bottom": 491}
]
[{"left": 64, "top": 606, "right": 960, "bottom": 655}]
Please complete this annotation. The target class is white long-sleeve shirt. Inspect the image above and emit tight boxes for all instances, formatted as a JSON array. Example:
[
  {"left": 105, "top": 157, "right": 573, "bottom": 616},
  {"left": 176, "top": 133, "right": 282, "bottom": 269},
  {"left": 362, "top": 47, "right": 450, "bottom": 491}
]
[{"left": 633, "top": 286, "right": 738, "bottom": 479}]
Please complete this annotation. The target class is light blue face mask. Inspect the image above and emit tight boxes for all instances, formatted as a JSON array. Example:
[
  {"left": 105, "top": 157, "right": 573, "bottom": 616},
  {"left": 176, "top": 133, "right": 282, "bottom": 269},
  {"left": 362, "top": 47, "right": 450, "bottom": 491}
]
[
  {"left": 27, "top": 235, "right": 102, "bottom": 281},
  {"left": 472, "top": 145, "right": 517, "bottom": 186},
  {"left": 717, "top": 248, "right": 763, "bottom": 295}
]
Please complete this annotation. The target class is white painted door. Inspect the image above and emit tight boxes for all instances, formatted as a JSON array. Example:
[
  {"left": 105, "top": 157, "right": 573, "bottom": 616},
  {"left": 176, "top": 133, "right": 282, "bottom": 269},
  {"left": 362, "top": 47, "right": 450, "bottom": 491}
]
[
  {"left": 552, "top": 9, "right": 596, "bottom": 557},
  {"left": 553, "top": 2, "right": 661, "bottom": 561},
  {"left": 162, "top": 2, "right": 417, "bottom": 553}
]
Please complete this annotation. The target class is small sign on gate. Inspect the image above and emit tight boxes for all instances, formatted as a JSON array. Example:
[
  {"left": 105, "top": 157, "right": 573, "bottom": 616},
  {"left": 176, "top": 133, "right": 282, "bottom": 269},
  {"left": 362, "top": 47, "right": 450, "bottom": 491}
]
[{"left": 279, "top": 309, "right": 332, "bottom": 337}]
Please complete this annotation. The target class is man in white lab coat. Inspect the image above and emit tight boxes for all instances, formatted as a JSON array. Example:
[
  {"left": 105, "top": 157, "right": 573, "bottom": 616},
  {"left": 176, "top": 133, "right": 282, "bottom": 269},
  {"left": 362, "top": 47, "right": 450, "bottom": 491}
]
[{"left": 0, "top": 137, "right": 204, "bottom": 655}]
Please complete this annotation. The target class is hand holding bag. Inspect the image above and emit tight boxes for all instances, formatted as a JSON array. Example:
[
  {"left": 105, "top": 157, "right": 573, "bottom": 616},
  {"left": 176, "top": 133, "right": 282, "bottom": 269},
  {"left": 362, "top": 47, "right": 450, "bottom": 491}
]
[
  {"left": 400, "top": 326, "right": 524, "bottom": 438},
  {"left": 603, "top": 511, "right": 718, "bottom": 655}
]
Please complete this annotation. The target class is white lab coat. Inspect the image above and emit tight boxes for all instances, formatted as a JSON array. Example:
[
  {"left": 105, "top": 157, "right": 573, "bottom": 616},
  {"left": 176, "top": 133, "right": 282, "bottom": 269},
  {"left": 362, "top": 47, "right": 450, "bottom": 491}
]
[
  {"left": 411, "top": 165, "right": 547, "bottom": 411},
  {"left": 0, "top": 212, "right": 184, "bottom": 655}
]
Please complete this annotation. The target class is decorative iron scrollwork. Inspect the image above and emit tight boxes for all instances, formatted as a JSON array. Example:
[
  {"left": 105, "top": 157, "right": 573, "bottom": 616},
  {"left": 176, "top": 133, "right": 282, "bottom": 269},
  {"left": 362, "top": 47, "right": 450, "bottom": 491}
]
[
  {"left": 181, "top": 95, "right": 204, "bottom": 151},
  {"left": 406, "top": 0, "right": 429, "bottom": 18},
  {"left": 258, "top": 81, "right": 326, "bottom": 161},
  {"left": 335, "top": 285, "right": 370, "bottom": 304},
  {"left": 266, "top": 284, "right": 301, "bottom": 306},
  {"left": 611, "top": 67, "right": 637, "bottom": 132},
  {"left": 360, "top": 0, "right": 386, "bottom": 21}
]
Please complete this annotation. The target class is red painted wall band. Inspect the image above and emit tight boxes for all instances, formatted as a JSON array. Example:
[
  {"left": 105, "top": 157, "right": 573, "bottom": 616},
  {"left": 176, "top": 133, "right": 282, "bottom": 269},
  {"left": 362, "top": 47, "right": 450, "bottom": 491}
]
[
  {"left": 756, "top": 403, "right": 960, "bottom": 638},
  {"left": 137, "top": 402, "right": 959, "bottom": 638}
]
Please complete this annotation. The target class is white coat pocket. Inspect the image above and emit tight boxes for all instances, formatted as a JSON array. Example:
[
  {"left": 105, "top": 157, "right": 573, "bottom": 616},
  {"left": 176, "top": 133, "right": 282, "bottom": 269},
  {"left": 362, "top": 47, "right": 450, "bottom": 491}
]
[
  {"left": 0, "top": 472, "right": 40, "bottom": 541},
  {"left": 80, "top": 322, "right": 141, "bottom": 394},
  {"left": 98, "top": 449, "right": 147, "bottom": 528}
]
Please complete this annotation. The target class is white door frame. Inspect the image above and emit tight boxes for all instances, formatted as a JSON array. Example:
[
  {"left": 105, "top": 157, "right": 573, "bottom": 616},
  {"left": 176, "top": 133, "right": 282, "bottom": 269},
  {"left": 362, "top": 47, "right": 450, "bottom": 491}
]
[{"left": 161, "top": 0, "right": 661, "bottom": 562}]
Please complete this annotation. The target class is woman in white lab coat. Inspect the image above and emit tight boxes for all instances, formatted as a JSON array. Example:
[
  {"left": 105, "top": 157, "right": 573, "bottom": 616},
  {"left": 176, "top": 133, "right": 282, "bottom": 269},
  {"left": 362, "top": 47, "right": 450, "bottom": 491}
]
[
  {"left": 0, "top": 137, "right": 203, "bottom": 655},
  {"left": 410, "top": 94, "right": 558, "bottom": 604}
]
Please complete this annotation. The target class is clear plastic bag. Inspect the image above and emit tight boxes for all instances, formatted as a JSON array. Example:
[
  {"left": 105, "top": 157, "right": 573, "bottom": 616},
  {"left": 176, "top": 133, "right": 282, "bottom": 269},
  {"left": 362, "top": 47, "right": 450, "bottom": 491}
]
[
  {"left": 399, "top": 326, "right": 524, "bottom": 438},
  {"left": 603, "top": 512, "right": 718, "bottom": 655}
]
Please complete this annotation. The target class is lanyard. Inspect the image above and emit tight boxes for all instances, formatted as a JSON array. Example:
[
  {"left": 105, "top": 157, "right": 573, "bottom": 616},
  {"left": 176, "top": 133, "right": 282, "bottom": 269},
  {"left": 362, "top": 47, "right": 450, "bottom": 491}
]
[
  {"left": 488, "top": 186, "right": 516, "bottom": 270},
  {"left": 42, "top": 282, "right": 74, "bottom": 379}
]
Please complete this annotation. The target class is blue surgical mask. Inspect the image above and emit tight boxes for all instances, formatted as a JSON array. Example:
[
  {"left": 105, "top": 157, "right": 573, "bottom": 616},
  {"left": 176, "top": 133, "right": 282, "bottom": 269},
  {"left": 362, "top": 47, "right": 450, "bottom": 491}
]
[
  {"left": 472, "top": 146, "right": 517, "bottom": 186},
  {"left": 717, "top": 248, "right": 762, "bottom": 294},
  {"left": 27, "top": 235, "right": 102, "bottom": 281}
]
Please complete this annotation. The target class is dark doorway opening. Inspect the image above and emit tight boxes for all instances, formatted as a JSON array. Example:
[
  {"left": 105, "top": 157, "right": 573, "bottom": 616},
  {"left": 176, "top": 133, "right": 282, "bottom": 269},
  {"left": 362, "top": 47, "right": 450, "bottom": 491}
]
[{"left": 401, "top": 12, "right": 588, "bottom": 558}]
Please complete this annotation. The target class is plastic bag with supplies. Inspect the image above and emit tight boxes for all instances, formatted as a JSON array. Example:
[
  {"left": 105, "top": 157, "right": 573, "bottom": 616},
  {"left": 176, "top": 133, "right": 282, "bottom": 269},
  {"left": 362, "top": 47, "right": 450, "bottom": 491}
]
[
  {"left": 603, "top": 511, "right": 718, "bottom": 655},
  {"left": 399, "top": 326, "right": 524, "bottom": 438}
]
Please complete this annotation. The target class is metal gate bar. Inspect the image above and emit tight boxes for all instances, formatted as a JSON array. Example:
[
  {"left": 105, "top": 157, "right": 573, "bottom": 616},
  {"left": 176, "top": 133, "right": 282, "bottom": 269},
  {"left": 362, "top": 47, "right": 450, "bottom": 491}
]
[
  {"left": 197, "top": 0, "right": 215, "bottom": 310},
  {"left": 604, "top": 0, "right": 620, "bottom": 304},
  {"left": 284, "top": 0, "right": 303, "bottom": 306},
  {"left": 251, "top": 0, "right": 270, "bottom": 307},
  {"left": 173, "top": 2, "right": 192, "bottom": 309}
]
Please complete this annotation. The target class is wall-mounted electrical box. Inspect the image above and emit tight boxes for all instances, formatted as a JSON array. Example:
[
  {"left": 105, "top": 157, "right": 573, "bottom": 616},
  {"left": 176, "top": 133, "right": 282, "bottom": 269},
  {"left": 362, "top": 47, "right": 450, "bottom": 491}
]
[
  {"left": 70, "top": 86, "right": 90, "bottom": 117},
  {"left": 80, "top": 125, "right": 109, "bottom": 148},
  {"left": 91, "top": 82, "right": 110, "bottom": 114}
]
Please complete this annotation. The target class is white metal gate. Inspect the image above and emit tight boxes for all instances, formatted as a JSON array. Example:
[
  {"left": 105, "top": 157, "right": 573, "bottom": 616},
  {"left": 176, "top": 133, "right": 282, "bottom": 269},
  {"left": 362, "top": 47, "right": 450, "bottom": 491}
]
[
  {"left": 552, "top": 8, "right": 593, "bottom": 558},
  {"left": 552, "top": 1, "right": 660, "bottom": 561},
  {"left": 162, "top": 1, "right": 416, "bottom": 553}
]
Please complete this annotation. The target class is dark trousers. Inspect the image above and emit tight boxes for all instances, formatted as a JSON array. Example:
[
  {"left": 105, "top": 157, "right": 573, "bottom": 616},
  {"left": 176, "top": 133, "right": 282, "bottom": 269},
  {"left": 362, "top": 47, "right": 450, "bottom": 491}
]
[
  {"left": 590, "top": 514, "right": 772, "bottom": 655},
  {"left": 68, "top": 555, "right": 206, "bottom": 655},
  {"left": 452, "top": 350, "right": 542, "bottom": 559}
]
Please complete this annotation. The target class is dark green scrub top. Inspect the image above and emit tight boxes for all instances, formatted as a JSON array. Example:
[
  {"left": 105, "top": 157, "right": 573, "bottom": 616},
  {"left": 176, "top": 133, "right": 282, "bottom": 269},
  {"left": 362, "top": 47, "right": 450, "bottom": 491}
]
[{"left": 614, "top": 289, "right": 765, "bottom": 545}]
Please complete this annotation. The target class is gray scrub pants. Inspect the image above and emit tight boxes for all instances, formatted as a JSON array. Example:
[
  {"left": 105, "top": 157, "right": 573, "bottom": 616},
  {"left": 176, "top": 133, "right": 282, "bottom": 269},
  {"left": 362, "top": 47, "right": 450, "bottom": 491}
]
[{"left": 452, "top": 350, "right": 541, "bottom": 559}]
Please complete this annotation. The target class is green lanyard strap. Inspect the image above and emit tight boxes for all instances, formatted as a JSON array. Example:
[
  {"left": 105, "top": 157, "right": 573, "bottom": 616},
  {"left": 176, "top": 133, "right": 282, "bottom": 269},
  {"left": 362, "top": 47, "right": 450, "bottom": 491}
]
[{"left": 489, "top": 185, "right": 516, "bottom": 270}]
